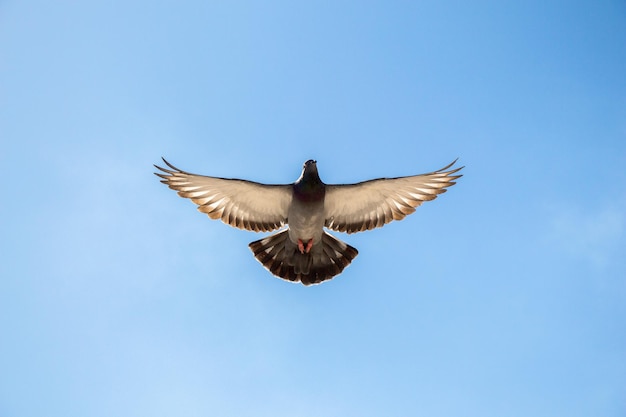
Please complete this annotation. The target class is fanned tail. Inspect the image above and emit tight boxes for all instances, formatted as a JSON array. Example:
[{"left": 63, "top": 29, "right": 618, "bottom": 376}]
[{"left": 249, "top": 230, "right": 358, "bottom": 285}]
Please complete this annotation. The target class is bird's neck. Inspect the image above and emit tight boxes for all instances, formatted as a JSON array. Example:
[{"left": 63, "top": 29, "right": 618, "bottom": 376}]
[{"left": 293, "top": 172, "right": 325, "bottom": 202}]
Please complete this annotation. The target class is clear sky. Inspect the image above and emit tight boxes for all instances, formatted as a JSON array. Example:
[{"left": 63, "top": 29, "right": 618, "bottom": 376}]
[{"left": 1, "top": 1, "right": 625, "bottom": 416}]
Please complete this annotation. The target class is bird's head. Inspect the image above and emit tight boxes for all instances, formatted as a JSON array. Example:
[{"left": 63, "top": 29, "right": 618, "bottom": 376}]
[
  {"left": 303, "top": 159, "right": 317, "bottom": 172},
  {"left": 296, "top": 159, "right": 322, "bottom": 184}
]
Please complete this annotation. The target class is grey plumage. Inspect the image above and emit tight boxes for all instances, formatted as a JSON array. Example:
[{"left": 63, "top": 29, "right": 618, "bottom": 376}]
[{"left": 154, "top": 158, "right": 463, "bottom": 285}]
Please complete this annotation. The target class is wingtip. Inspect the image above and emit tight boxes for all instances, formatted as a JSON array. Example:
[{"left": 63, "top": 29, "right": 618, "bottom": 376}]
[
  {"left": 154, "top": 157, "right": 187, "bottom": 176},
  {"left": 161, "top": 157, "right": 176, "bottom": 170},
  {"left": 153, "top": 162, "right": 171, "bottom": 176},
  {"left": 438, "top": 158, "right": 464, "bottom": 173}
]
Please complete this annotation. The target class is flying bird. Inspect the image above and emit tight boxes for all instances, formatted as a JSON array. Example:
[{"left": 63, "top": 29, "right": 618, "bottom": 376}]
[{"left": 155, "top": 158, "right": 463, "bottom": 285}]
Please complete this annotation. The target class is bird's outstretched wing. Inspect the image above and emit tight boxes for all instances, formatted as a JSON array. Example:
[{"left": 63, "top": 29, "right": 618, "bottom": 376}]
[
  {"left": 324, "top": 160, "right": 463, "bottom": 234},
  {"left": 155, "top": 159, "right": 292, "bottom": 232}
]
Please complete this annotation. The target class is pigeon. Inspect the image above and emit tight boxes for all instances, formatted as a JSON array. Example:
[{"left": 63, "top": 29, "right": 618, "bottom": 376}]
[{"left": 154, "top": 158, "right": 463, "bottom": 285}]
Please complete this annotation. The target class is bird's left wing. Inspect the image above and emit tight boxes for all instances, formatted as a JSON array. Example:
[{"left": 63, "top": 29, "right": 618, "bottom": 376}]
[
  {"left": 324, "top": 160, "right": 463, "bottom": 234},
  {"left": 155, "top": 159, "right": 292, "bottom": 232}
]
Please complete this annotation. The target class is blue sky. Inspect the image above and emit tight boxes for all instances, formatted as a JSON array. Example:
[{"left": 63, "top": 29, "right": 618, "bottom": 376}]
[{"left": 1, "top": 1, "right": 625, "bottom": 416}]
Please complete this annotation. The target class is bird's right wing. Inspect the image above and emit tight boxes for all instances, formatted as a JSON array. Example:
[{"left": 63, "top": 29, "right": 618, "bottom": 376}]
[
  {"left": 155, "top": 159, "right": 292, "bottom": 232},
  {"left": 324, "top": 160, "right": 463, "bottom": 234}
]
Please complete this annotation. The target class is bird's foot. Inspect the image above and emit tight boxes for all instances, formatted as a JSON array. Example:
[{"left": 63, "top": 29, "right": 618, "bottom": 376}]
[{"left": 297, "top": 238, "right": 313, "bottom": 254}]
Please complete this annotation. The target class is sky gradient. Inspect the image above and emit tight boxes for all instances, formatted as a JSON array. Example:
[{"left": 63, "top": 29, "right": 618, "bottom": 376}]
[{"left": 2, "top": 1, "right": 625, "bottom": 416}]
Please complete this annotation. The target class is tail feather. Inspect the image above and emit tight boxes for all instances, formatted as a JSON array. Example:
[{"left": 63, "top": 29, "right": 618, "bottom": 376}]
[{"left": 249, "top": 230, "right": 358, "bottom": 285}]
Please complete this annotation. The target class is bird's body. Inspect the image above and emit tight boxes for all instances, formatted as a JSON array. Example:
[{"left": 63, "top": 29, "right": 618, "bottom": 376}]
[
  {"left": 288, "top": 161, "right": 326, "bottom": 252},
  {"left": 155, "top": 158, "right": 463, "bottom": 285}
]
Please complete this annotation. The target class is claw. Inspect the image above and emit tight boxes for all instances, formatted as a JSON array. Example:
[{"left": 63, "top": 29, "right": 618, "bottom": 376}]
[
  {"left": 297, "top": 238, "right": 313, "bottom": 254},
  {"left": 298, "top": 239, "right": 305, "bottom": 254}
]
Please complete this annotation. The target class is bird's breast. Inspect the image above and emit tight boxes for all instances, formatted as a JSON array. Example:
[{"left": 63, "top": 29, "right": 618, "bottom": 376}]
[{"left": 287, "top": 199, "right": 325, "bottom": 244}]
